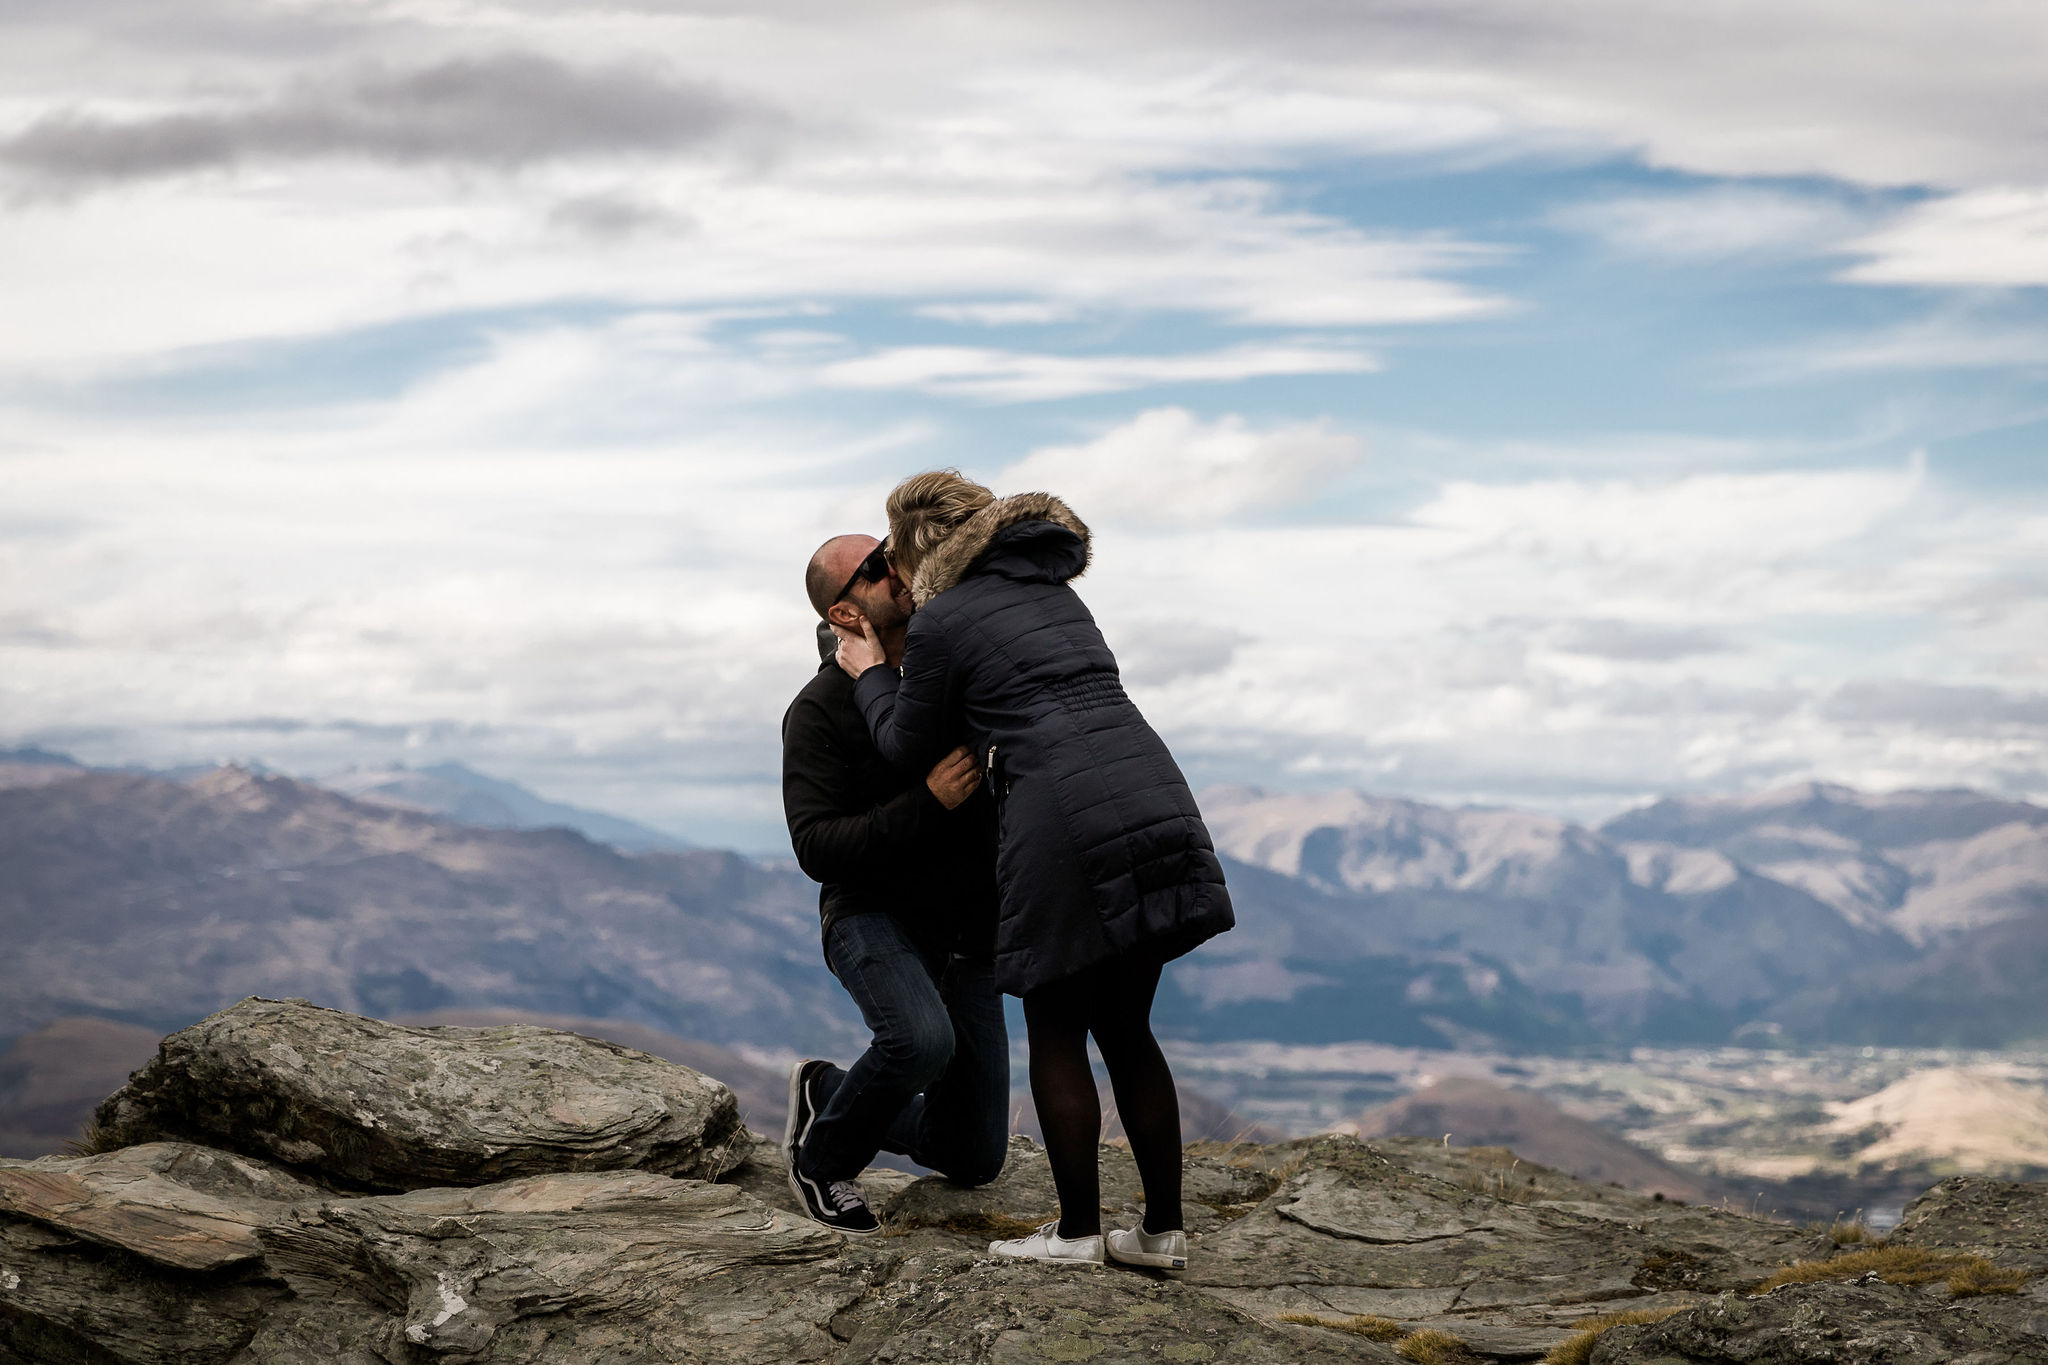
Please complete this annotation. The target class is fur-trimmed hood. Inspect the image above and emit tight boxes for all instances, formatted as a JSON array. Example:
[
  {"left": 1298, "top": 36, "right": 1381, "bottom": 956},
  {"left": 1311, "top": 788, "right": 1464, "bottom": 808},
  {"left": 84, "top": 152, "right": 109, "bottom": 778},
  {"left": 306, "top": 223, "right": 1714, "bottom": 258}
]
[{"left": 910, "top": 491, "right": 1091, "bottom": 607}]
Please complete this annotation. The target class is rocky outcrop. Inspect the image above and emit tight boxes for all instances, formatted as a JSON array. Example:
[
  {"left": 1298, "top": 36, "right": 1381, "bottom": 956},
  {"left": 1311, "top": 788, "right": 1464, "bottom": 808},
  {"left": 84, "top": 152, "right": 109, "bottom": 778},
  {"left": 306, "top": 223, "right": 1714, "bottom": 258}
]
[
  {"left": 1592, "top": 1281, "right": 2048, "bottom": 1364},
  {"left": 92, "top": 998, "right": 747, "bottom": 1189},
  {"left": 1589, "top": 1175, "right": 2048, "bottom": 1363},
  {"left": 3, "top": 1002, "right": 2043, "bottom": 1364}
]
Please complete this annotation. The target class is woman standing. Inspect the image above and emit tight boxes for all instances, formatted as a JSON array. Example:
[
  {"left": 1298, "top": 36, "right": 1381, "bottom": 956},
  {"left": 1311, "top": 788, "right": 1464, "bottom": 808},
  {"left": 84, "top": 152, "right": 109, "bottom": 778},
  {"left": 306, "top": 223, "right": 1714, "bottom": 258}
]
[{"left": 834, "top": 469, "right": 1234, "bottom": 1268}]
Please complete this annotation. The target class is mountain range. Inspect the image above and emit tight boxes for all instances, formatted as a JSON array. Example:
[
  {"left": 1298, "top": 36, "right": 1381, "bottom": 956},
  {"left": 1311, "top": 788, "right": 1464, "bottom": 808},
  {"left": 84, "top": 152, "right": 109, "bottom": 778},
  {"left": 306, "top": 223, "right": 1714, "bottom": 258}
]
[
  {"left": 0, "top": 764, "right": 859, "bottom": 1054},
  {"left": 3, "top": 754, "right": 2045, "bottom": 1063},
  {"left": 321, "top": 761, "right": 691, "bottom": 853},
  {"left": 1194, "top": 782, "right": 2048, "bottom": 1047}
]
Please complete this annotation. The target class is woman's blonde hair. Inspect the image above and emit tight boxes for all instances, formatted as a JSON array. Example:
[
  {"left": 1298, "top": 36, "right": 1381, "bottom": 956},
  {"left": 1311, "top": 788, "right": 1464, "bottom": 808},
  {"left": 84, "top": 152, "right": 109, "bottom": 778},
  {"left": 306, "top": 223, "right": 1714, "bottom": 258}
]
[{"left": 885, "top": 469, "right": 994, "bottom": 582}]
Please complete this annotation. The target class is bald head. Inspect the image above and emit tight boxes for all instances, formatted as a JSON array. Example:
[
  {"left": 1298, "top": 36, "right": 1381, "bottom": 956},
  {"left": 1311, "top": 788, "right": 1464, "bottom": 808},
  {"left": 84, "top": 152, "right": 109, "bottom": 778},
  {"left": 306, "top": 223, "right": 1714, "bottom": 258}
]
[{"left": 805, "top": 533, "right": 879, "bottom": 619}]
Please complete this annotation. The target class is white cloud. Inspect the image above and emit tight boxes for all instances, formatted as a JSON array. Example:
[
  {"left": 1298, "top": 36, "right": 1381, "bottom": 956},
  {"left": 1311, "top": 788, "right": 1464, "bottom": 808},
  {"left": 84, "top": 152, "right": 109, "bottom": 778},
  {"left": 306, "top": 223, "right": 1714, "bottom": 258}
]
[
  {"left": 1068, "top": 0, "right": 2048, "bottom": 189},
  {"left": 822, "top": 344, "right": 1377, "bottom": 403},
  {"left": 1103, "top": 619, "right": 1250, "bottom": 687},
  {"left": 913, "top": 301, "right": 1080, "bottom": 326},
  {"left": 1842, "top": 189, "right": 2048, "bottom": 286},
  {"left": 1411, "top": 461, "right": 1925, "bottom": 584},
  {"left": 1547, "top": 187, "right": 1864, "bottom": 260},
  {"left": 999, "top": 407, "right": 1366, "bottom": 523},
  {"left": 1742, "top": 314, "right": 2048, "bottom": 378}
]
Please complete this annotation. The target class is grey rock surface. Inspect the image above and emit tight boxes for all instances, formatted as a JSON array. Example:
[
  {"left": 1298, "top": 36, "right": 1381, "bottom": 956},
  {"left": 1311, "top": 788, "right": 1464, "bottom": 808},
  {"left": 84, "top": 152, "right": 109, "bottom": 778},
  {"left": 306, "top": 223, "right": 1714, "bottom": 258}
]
[
  {"left": 1592, "top": 1282, "right": 2048, "bottom": 1364},
  {"left": 3, "top": 1013, "right": 2043, "bottom": 1364},
  {"left": 94, "top": 998, "right": 746, "bottom": 1189},
  {"left": 251, "top": 1170, "right": 866, "bottom": 1363},
  {"left": 1890, "top": 1173, "right": 2048, "bottom": 1270},
  {"left": 0, "top": 1143, "right": 312, "bottom": 1365}
]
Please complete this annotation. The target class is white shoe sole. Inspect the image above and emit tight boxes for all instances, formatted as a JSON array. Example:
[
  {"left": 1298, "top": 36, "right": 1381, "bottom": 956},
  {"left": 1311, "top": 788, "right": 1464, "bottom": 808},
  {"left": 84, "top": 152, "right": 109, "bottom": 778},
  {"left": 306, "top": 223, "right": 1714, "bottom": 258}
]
[
  {"left": 1106, "top": 1231, "right": 1188, "bottom": 1269},
  {"left": 990, "top": 1231, "right": 1106, "bottom": 1266},
  {"left": 783, "top": 1060, "right": 812, "bottom": 1215},
  {"left": 989, "top": 1248, "right": 1105, "bottom": 1266}
]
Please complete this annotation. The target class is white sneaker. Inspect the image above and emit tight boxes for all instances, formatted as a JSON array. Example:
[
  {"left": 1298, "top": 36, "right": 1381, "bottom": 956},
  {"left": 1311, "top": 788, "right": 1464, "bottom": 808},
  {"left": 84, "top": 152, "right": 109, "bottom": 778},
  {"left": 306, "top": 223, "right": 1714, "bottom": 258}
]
[
  {"left": 989, "top": 1221, "right": 1105, "bottom": 1266},
  {"left": 1105, "top": 1225, "right": 1187, "bottom": 1269}
]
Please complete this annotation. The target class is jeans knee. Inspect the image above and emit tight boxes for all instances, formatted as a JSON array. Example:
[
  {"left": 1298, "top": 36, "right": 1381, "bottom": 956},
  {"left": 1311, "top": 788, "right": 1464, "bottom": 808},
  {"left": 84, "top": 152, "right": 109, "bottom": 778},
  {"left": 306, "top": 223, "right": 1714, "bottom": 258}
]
[
  {"left": 880, "top": 1018, "right": 954, "bottom": 1089},
  {"left": 942, "top": 1134, "right": 1010, "bottom": 1188}
]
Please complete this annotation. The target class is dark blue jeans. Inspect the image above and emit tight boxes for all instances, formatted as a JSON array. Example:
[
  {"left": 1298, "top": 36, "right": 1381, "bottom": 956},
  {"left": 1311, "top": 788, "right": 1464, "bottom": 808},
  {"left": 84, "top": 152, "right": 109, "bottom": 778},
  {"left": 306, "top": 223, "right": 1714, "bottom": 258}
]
[{"left": 798, "top": 911, "right": 1009, "bottom": 1186}]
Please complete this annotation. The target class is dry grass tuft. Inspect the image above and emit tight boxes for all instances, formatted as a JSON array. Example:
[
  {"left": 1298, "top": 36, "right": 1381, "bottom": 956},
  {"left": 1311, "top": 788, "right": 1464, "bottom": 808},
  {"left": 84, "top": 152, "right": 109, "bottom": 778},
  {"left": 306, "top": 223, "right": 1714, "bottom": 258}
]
[
  {"left": 1395, "top": 1328, "right": 1481, "bottom": 1364},
  {"left": 1456, "top": 1155, "right": 1538, "bottom": 1203},
  {"left": 62, "top": 1117, "right": 123, "bottom": 1157},
  {"left": 1541, "top": 1306, "right": 1692, "bottom": 1365},
  {"left": 1948, "top": 1261, "right": 2031, "bottom": 1298},
  {"left": 1755, "top": 1244, "right": 2025, "bottom": 1294},
  {"left": 1826, "top": 1217, "right": 1875, "bottom": 1246},
  {"left": 1262, "top": 1152, "right": 1310, "bottom": 1184},
  {"left": 1277, "top": 1312, "right": 1402, "bottom": 1341}
]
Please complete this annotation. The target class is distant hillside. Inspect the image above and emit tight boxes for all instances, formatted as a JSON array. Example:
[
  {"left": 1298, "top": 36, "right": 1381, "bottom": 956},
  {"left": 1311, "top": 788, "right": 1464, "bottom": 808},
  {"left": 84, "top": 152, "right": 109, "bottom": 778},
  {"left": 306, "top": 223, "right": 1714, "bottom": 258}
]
[
  {"left": 325, "top": 762, "right": 690, "bottom": 853},
  {"left": 1822, "top": 1068, "right": 2048, "bottom": 1174},
  {"left": 0, "top": 766, "right": 862, "bottom": 1052},
  {"left": 0, "top": 1017, "right": 159, "bottom": 1158},
  {"left": 0, "top": 746, "right": 89, "bottom": 792},
  {"left": 1347, "top": 1076, "right": 1713, "bottom": 1202}
]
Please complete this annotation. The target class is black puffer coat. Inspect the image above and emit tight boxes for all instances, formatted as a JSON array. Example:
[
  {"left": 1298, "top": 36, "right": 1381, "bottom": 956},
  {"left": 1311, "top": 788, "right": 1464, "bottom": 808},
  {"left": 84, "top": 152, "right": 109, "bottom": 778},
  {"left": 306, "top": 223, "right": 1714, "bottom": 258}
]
[{"left": 852, "top": 493, "right": 1233, "bottom": 995}]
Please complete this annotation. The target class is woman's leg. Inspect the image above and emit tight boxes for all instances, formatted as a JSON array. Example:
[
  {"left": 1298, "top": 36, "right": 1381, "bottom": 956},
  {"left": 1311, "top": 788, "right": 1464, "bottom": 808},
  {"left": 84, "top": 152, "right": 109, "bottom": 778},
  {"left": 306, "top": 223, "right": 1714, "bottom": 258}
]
[
  {"left": 1022, "top": 974, "right": 1104, "bottom": 1239},
  {"left": 1088, "top": 955, "right": 1183, "bottom": 1234}
]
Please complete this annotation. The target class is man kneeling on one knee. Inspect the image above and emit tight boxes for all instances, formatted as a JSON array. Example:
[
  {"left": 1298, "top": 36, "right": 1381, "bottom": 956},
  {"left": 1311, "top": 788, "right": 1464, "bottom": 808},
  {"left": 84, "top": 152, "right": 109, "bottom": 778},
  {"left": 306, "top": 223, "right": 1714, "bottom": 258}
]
[{"left": 778, "top": 532, "right": 1008, "bottom": 1233}]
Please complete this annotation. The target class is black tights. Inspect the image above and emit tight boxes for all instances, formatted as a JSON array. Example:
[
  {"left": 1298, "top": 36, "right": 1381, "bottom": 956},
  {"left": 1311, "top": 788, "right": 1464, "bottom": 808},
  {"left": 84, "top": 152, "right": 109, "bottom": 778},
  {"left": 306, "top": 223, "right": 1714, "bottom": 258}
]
[{"left": 1023, "top": 954, "right": 1182, "bottom": 1239}]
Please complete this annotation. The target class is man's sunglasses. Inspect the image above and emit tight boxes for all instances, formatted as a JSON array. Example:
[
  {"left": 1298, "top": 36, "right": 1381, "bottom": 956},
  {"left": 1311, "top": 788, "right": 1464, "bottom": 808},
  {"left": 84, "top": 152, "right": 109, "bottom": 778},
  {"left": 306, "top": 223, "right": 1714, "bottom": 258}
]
[{"left": 832, "top": 542, "right": 893, "bottom": 606}]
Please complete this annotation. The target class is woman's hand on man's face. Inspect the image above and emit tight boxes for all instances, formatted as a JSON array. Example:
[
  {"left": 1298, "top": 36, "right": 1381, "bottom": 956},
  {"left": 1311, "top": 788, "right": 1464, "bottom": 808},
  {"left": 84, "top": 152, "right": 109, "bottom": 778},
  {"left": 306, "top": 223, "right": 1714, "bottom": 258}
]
[{"left": 832, "top": 614, "right": 887, "bottom": 679}]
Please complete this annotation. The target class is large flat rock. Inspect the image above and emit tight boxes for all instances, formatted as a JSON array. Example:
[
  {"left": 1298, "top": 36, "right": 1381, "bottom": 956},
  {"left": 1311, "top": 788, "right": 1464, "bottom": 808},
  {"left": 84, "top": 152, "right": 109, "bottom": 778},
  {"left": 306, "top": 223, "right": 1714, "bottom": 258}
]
[
  {"left": 0, "top": 1141, "right": 318, "bottom": 1272},
  {"left": 835, "top": 1252, "right": 1395, "bottom": 1364},
  {"left": 0, "top": 1143, "right": 314, "bottom": 1365},
  {"left": 250, "top": 1170, "right": 863, "bottom": 1363},
  {"left": 93, "top": 998, "right": 746, "bottom": 1190}
]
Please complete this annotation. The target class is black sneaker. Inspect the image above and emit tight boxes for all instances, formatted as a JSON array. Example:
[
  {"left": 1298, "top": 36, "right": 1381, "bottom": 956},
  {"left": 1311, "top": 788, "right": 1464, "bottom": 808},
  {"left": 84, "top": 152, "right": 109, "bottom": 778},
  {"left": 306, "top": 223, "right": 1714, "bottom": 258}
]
[{"left": 785, "top": 1059, "right": 880, "bottom": 1235}]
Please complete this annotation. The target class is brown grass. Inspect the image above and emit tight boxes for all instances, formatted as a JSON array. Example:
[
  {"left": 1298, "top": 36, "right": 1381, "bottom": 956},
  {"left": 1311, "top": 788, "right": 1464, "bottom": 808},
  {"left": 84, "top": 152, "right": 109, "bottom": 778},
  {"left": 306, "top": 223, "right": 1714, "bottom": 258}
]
[
  {"left": 1755, "top": 1244, "right": 2027, "bottom": 1295},
  {"left": 1826, "top": 1218, "right": 1875, "bottom": 1246},
  {"left": 1395, "top": 1328, "right": 1480, "bottom": 1364},
  {"left": 62, "top": 1117, "right": 122, "bottom": 1157},
  {"left": 1948, "top": 1261, "right": 2031, "bottom": 1297},
  {"left": 1541, "top": 1306, "right": 1692, "bottom": 1365},
  {"left": 1456, "top": 1155, "right": 1538, "bottom": 1203},
  {"left": 1277, "top": 1312, "right": 1402, "bottom": 1341}
]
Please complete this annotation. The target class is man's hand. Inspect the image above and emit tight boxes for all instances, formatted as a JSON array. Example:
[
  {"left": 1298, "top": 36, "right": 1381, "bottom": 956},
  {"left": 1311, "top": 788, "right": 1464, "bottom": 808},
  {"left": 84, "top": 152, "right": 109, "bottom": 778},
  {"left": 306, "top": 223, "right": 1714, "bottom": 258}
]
[
  {"left": 925, "top": 746, "right": 980, "bottom": 810},
  {"left": 833, "top": 615, "right": 887, "bottom": 679}
]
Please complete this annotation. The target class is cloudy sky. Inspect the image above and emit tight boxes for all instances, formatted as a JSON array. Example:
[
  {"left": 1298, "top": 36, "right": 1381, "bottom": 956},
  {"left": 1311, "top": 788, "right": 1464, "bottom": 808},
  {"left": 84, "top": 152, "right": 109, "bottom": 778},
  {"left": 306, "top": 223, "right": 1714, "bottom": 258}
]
[{"left": 4, "top": 0, "right": 2045, "bottom": 850}]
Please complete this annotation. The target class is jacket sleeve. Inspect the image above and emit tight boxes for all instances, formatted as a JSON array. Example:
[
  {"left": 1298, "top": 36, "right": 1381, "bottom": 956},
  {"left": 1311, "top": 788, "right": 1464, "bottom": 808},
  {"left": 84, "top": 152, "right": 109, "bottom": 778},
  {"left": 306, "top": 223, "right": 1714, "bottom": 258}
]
[
  {"left": 781, "top": 690, "right": 945, "bottom": 886},
  {"left": 853, "top": 614, "right": 959, "bottom": 774}
]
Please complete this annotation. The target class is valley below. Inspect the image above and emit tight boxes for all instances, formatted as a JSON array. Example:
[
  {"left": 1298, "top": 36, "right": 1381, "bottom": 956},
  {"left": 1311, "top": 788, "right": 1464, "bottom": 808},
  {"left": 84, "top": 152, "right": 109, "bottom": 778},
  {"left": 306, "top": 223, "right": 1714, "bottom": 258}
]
[{"left": 1163, "top": 1039, "right": 2048, "bottom": 1226}]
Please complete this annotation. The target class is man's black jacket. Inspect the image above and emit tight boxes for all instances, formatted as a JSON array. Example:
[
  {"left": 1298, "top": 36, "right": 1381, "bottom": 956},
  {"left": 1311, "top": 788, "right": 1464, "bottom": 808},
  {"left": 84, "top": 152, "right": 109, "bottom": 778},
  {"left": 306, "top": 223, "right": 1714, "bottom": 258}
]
[{"left": 781, "top": 655, "right": 999, "bottom": 960}]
